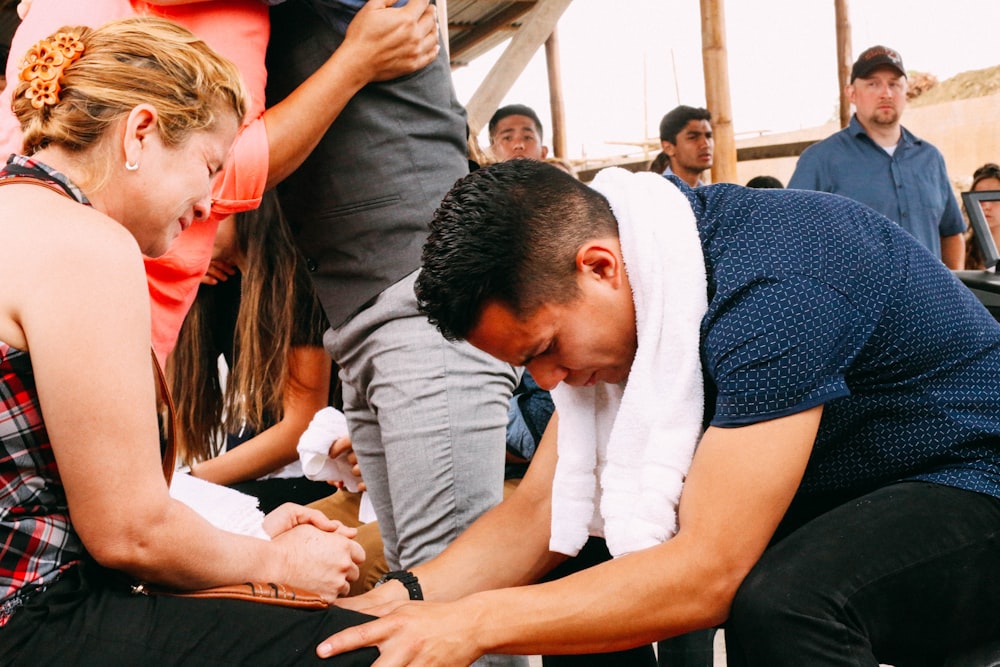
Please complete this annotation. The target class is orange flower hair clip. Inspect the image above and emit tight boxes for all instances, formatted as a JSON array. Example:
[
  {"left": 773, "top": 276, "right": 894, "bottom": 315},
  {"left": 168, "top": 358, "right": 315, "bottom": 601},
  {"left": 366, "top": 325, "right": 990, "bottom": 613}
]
[{"left": 19, "top": 31, "right": 85, "bottom": 109}]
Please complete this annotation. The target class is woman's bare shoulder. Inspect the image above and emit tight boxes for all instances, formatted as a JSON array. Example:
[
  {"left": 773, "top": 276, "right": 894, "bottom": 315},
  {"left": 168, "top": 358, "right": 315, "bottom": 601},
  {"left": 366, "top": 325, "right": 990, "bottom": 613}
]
[
  {"left": 1, "top": 183, "right": 140, "bottom": 264},
  {"left": 0, "top": 184, "right": 147, "bottom": 350}
]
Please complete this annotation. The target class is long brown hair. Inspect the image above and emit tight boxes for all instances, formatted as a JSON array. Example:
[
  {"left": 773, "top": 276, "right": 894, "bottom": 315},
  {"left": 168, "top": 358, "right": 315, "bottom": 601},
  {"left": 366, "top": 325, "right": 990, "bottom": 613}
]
[
  {"left": 169, "top": 191, "right": 328, "bottom": 464},
  {"left": 965, "top": 163, "right": 1000, "bottom": 270}
]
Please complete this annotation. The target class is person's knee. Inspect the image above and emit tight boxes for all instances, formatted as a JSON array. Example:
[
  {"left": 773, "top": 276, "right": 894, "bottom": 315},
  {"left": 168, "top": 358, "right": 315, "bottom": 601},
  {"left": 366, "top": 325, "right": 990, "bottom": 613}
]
[
  {"left": 728, "top": 555, "right": 834, "bottom": 638},
  {"left": 728, "top": 562, "right": 788, "bottom": 635}
]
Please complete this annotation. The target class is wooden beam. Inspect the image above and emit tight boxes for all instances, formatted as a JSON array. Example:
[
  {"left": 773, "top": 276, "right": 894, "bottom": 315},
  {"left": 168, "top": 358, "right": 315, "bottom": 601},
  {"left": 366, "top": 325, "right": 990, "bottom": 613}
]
[
  {"left": 700, "top": 0, "right": 736, "bottom": 184},
  {"left": 835, "top": 0, "right": 852, "bottom": 128},
  {"left": 448, "top": 3, "right": 536, "bottom": 66},
  {"left": 576, "top": 159, "right": 648, "bottom": 184},
  {"left": 737, "top": 139, "right": 818, "bottom": 161},
  {"left": 545, "top": 27, "right": 567, "bottom": 158},
  {"left": 574, "top": 138, "right": 819, "bottom": 184},
  {"left": 464, "top": 0, "right": 574, "bottom": 135}
]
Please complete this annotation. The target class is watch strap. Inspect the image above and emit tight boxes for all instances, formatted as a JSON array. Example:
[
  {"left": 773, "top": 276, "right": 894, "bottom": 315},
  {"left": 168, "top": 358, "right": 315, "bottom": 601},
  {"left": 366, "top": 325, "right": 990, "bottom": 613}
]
[{"left": 376, "top": 570, "right": 423, "bottom": 600}]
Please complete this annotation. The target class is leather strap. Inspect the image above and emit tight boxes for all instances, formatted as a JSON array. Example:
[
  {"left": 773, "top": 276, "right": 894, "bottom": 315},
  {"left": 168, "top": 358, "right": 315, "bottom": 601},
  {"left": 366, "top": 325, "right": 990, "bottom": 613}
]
[
  {"left": 131, "top": 581, "right": 329, "bottom": 610},
  {"left": 151, "top": 349, "right": 176, "bottom": 486},
  {"left": 0, "top": 173, "right": 73, "bottom": 198}
]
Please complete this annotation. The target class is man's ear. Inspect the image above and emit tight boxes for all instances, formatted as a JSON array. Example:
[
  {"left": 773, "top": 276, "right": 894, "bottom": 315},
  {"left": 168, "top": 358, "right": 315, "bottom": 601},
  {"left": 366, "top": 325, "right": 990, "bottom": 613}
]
[
  {"left": 845, "top": 83, "right": 857, "bottom": 107},
  {"left": 660, "top": 139, "right": 676, "bottom": 158},
  {"left": 541, "top": 145, "right": 549, "bottom": 160},
  {"left": 575, "top": 240, "right": 624, "bottom": 288}
]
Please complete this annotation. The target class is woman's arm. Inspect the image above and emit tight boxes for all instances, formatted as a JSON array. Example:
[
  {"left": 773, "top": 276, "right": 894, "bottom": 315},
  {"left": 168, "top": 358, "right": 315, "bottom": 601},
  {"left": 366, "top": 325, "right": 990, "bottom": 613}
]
[
  {"left": 191, "top": 345, "right": 332, "bottom": 485},
  {"left": 15, "top": 194, "right": 358, "bottom": 599}
]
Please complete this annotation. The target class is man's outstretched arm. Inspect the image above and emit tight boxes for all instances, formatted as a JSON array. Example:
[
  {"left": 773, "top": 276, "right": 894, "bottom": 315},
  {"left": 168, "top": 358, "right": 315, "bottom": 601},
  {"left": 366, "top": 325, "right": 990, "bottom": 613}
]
[{"left": 320, "top": 405, "right": 823, "bottom": 663}]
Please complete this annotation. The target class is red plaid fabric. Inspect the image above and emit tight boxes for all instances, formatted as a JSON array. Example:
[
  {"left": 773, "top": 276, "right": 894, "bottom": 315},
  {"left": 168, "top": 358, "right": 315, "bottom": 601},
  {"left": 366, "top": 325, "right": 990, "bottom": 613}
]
[
  {"left": 0, "top": 157, "right": 89, "bottom": 626},
  {"left": 0, "top": 343, "right": 83, "bottom": 627}
]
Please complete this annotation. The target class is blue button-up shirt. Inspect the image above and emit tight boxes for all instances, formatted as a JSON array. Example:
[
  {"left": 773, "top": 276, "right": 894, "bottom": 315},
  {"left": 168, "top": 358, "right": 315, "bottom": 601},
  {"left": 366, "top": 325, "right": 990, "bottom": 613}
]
[
  {"left": 787, "top": 115, "right": 964, "bottom": 258},
  {"left": 673, "top": 178, "right": 1000, "bottom": 501}
]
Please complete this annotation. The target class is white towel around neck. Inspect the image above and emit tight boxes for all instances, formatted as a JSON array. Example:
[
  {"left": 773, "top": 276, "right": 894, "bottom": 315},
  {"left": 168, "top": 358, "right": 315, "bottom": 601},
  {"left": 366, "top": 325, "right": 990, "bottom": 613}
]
[{"left": 548, "top": 168, "right": 707, "bottom": 558}]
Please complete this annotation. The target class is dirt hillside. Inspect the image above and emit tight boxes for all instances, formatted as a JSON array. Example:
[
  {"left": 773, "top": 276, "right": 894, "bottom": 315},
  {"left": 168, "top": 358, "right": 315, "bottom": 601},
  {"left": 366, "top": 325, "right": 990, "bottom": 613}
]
[{"left": 909, "top": 64, "right": 1000, "bottom": 107}]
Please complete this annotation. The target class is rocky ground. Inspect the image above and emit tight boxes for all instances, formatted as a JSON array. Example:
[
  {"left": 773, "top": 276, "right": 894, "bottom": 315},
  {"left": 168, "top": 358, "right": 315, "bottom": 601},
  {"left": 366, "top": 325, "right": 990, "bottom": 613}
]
[{"left": 909, "top": 64, "right": 1000, "bottom": 107}]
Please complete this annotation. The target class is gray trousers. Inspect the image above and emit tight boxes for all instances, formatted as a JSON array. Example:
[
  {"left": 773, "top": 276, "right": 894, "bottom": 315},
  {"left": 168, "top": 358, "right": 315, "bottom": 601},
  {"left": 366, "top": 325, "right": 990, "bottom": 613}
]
[
  {"left": 324, "top": 271, "right": 518, "bottom": 570},
  {"left": 325, "top": 273, "right": 526, "bottom": 667},
  {"left": 268, "top": 5, "right": 525, "bottom": 662}
]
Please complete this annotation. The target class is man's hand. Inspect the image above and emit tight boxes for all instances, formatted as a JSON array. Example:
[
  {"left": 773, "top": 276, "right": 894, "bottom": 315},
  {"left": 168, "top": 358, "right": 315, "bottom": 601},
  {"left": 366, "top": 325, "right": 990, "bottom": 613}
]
[
  {"left": 328, "top": 434, "right": 366, "bottom": 491},
  {"left": 318, "top": 599, "right": 485, "bottom": 666},
  {"left": 343, "top": 0, "right": 440, "bottom": 83},
  {"left": 200, "top": 259, "right": 236, "bottom": 285}
]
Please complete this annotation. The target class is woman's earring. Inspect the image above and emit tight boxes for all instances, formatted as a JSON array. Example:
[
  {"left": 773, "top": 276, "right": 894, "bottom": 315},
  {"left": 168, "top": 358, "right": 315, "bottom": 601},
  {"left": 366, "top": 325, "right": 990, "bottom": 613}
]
[{"left": 125, "top": 160, "right": 139, "bottom": 171}]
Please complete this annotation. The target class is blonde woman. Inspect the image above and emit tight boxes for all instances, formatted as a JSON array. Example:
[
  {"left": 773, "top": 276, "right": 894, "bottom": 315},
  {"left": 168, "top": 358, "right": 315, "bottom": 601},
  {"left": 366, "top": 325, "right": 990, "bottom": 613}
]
[{"left": 0, "top": 19, "right": 376, "bottom": 665}]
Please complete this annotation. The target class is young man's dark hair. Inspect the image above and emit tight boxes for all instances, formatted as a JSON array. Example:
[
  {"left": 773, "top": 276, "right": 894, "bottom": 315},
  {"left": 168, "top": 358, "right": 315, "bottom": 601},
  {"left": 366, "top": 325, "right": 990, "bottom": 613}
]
[
  {"left": 416, "top": 160, "right": 617, "bottom": 341},
  {"left": 658, "top": 105, "right": 711, "bottom": 144},
  {"left": 488, "top": 103, "right": 544, "bottom": 141}
]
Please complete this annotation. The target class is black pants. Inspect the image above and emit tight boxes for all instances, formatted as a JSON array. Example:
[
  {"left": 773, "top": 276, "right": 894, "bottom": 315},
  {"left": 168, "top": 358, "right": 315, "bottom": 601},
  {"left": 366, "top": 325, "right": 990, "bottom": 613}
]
[
  {"left": 726, "top": 482, "right": 1000, "bottom": 667},
  {"left": 540, "top": 537, "right": 657, "bottom": 666},
  {"left": 0, "top": 561, "right": 378, "bottom": 666},
  {"left": 658, "top": 629, "right": 716, "bottom": 667},
  {"left": 229, "top": 477, "right": 335, "bottom": 514}
]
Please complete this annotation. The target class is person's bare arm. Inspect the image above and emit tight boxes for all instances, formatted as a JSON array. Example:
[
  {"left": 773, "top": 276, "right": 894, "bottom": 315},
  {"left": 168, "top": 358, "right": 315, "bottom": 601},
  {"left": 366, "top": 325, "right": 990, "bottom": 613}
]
[
  {"left": 339, "top": 412, "right": 568, "bottom": 617},
  {"left": 263, "top": 0, "right": 440, "bottom": 188},
  {"left": 191, "top": 345, "right": 331, "bottom": 485},
  {"left": 320, "top": 406, "right": 822, "bottom": 662},
  {"left": 13, "top": 193, "right": 361, "bottom": 600},
  {"left": 941, "top": 232, "right": 965, "bottom": 270}
]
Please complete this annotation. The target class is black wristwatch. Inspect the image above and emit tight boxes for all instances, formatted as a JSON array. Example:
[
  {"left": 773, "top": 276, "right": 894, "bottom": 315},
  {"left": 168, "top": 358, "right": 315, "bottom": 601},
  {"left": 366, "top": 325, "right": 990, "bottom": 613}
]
[{"left": 375, "top": 570, "right": 423, "bottom": 600}]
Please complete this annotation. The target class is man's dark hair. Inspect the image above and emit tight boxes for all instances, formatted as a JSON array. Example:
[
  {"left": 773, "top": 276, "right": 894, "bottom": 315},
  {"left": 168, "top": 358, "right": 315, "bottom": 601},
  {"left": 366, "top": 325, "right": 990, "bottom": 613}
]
[
  {"left": 745, "top": 175, "right": 784, "bottom": 189},
  {"left": 488, "top": 104, "right": 544, "bottom": 141},
  {"left": 416, "top": 160, "right": 618, "bottom": 341},
  {"left": 658, "top": 105, "right": 711, "bottom": 143}
]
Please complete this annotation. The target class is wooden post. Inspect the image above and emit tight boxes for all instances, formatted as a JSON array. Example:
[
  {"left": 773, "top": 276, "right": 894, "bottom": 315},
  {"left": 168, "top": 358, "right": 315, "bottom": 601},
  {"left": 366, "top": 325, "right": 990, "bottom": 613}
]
[
  {"left": 464, "top": 0, "right": 574, "bottom": 135},
  {"left": 699, "top": 0, "right": 736, "bottom": 184},
  {"left": 545, "top": 27, "right": 567, "bottom": 159},
  {"left": 835, "top": 0, "right": 852, "bottom": 128}
]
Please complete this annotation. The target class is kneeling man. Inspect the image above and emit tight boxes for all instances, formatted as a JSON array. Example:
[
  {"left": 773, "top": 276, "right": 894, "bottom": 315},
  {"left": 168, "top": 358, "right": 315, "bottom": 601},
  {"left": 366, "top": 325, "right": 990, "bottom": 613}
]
[{"left": 320, "top": 159, "right": 1000, "bottom": 666}]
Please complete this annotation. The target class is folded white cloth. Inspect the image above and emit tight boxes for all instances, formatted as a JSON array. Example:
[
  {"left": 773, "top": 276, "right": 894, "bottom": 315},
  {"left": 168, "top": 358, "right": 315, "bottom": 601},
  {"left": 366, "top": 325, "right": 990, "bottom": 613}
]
[
  {"left": 549, "top": 168, "right": 707, "bottom": 558},
  {"left": 297, "top": 406, "right": 361, "bottom": 492},
  {"left": 169, "top": 472, "right": 270, "bottom": 540}
]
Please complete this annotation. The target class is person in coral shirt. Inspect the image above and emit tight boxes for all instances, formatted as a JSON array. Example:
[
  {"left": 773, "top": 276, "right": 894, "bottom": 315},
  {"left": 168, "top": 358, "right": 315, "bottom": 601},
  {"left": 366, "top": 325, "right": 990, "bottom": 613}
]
[{"left": 2, "top": 0, "right": 439, "bottom": 363}]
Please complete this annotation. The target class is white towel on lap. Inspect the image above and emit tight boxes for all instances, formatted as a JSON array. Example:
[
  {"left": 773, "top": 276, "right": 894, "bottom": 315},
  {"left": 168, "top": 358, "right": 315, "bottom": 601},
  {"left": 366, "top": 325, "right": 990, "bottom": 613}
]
[{"left": 549, "top": 168, "right": 707, "bottom": 558}]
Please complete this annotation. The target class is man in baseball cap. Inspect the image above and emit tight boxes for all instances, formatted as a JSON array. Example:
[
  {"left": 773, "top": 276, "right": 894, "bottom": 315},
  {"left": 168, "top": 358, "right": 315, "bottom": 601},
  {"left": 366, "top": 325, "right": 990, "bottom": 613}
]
[{"left": 789, "top": 45, "right": 966, "bottom": 269}]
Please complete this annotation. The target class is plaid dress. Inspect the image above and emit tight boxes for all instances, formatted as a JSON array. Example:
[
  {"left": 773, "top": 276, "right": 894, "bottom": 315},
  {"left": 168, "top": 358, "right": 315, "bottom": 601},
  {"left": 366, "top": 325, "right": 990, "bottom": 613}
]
[{"left": 0, "top": 156, "right": 89, "bottom": 627}]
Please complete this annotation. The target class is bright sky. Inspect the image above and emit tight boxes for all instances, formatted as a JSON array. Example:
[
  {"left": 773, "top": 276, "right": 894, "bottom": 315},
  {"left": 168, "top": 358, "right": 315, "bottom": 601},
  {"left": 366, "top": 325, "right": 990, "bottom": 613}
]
[{"left": 451, "top": 0, "right": 1000, "bottom": 161}]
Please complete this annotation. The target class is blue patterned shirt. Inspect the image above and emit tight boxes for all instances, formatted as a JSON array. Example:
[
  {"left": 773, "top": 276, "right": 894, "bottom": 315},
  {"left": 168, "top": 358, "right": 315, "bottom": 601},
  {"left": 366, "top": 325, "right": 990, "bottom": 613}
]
[
  {"left": 787, "top": 115, "right": 964, "bottom": 259},
  {"left": 674, "top": 177, "right": 1000, "bottom": 500}
]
